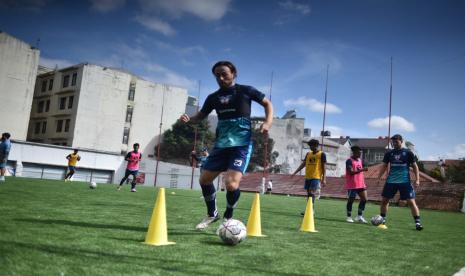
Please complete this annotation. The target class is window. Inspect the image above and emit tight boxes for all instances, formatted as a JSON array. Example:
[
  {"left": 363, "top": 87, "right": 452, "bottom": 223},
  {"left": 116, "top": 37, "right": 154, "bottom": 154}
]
[
  {"left": 41, "top": 80, "right": 47, "bottom": 92},
  {"left": 34, "top": 122, "right": 41, "bottom": 134},
  {"left": 38, "top": 101, "right": 44, "bottom": 113},
  {"left": 375, "top": 152, "right": 384, "bottom": 162},
  {"left": 64, "top": 119, "right": 70, "bottom": 132},
  {"left": 48, "top": 79, "right": 54, "bottom": 91},
  {"left": 45, "top": 100, "right": 50, "bottom": 112},
  {"left": 128, "top": 82, "right": 136, "bottom": 101},
  {"left": 41, "top": 121, "right": 47, "bottom": 134},
  {"left": 63, "top": 75, "right": 70, "bottom": 88},
  {"left": 56, "top": 120, "right": 63, "bottom": 132},
  {"left": 122, "top": 127, "right": 130, "bottom": 144},
  {"left": 125, "top": 106, "right": 133, "bottom": 123},
  {"left": 59, "top": 97, "right": 66, "bottom": 110},
  {"left": 71, "top": 72, "right": 77, "bottom": 86},
  {"left": 68, "top": 96, "right": 74, "bottom": 109}
]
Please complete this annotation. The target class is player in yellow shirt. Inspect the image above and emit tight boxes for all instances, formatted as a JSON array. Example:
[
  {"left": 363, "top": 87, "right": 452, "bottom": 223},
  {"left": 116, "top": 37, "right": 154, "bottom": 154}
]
[
  {"left": 292, "top": 139, "right": 327, "bottom": 215},
  {"left": 64, "top": 149, "right": 81, "bottom": 181}
]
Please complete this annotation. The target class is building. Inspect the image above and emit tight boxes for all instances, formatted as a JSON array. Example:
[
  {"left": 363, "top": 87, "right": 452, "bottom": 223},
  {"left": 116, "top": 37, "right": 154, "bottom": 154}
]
[
  {"left": 0, "top": 31, "right": 40, "bottom": 140},
  {"left": 27, "top": 63, "right": 188, "bottom": 156},
  {"left": 252, "top": 110, "right": 305, "bottom": 174}
]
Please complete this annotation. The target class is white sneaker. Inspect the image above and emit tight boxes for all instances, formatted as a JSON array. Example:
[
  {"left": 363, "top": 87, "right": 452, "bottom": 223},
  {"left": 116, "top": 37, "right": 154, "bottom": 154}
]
[
  {"left": 355, "top": 215, "right": 368, "bottom": 223},
  {"left": 196, "top": 215, "right": 220, "bottom": 230},
  {"left": 0, "top": 176, "right": 5, "bottom": 182},
  {"left": 346, "top": 217, "right": 354, "bottom": 223},
  {"left": 131, "top": 188, "right": 136, "bottom": 192}
]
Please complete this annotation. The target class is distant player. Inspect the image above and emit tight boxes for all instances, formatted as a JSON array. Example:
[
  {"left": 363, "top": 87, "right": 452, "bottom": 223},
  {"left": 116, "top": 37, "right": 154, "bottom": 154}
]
[
  {"left": 291, "top": 139, "right": 326, "bottom": 216},
  {"left": 190, "top": 148, "right": 209, "bottom": 172},
  {"left": 179, "top": 60, "right": 273, "bottom": 230},
  {"left": 0, "top": 132, "right": 12, "bottom": 182},
  {"left": 376, "top": 134, "right": 423, "bottom": 231},
  {"left": 266, "top": 179, "right": 273, "bottom": 194},
  {"left": 345, "top": 145, "right": 369, "bottom": 223},
  {"left": 64, "top": 149, "right": 81, "bottom": 181},
  {"left": 117, "top": 143, "right": 142, "bottom": 192}
]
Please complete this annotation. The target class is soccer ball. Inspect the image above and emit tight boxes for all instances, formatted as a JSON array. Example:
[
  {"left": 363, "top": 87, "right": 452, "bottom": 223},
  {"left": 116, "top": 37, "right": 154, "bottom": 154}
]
[
  {"left": 217, "top": 219, "right": 247, "bottom": 246},
  {"left": 371, "top": 215, "right": 384, "bottom": 226},
  {"left": 89, "top": 182, "right": 97, "bottom": 189}
]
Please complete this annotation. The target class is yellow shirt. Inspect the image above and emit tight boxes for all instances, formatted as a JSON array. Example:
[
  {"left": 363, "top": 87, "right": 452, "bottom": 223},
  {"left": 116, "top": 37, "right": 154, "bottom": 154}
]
[
  {"left": 68, "top": 153, "right": 80, "bottom": 166},
  {"left": 305, "top": 151, "right": 324, "bottom": 179}
]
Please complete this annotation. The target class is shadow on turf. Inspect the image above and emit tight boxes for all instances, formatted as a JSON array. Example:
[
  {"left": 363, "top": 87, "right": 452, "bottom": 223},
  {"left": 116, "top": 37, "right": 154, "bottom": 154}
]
[{"left": 16, "top": 218, "right": 147, "bottom": 232}]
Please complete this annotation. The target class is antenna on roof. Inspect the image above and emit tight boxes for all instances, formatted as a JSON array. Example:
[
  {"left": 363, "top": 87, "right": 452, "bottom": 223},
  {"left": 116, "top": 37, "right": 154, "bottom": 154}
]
[
  {"left": 321, "top": 64, "right": 330, "bottom": 151},
  {"left": 387, "top": 57, "right": 393, "bottom": 149}
]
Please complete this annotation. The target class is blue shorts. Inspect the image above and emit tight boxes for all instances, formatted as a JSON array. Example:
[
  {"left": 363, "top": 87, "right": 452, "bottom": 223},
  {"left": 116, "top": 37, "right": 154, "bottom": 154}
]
[
  {"left": 202, "top": 144, "right": 253, "bottom": 174},
  {"left": 68, "top": 166, "right": 76, "bottom": 172},
  {"left": 382, "top": 183, "right": 416, "bottom": 200},
  {"left": 304, "top": 179, "right": 320, "bottom": 190},
  {"left": 347, "top": 188, "right": 366, "bottom": 198},
  {"left": 125, "top": 169, "right": 139, "bottom": 177},
  {"left": 0, "top": 160, "right": 7, "bottom": 168}
]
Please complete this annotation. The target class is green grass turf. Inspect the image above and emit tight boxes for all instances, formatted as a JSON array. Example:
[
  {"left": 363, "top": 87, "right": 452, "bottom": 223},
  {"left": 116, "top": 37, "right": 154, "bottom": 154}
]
[{"left": 1, "top": 177, "right": 464, "bottom": 275}]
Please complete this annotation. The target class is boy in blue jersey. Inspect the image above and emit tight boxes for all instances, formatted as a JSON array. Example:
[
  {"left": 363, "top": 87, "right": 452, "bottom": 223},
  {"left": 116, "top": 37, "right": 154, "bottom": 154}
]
[
  {"left": 376, "top": 134, "right": 423, "bottom": 231},
  {"left": 0, "top": 133, "right": 12, "bottom": 182},
  {"left": 180, "top": 61, "right": 273, "bottom": 230}
]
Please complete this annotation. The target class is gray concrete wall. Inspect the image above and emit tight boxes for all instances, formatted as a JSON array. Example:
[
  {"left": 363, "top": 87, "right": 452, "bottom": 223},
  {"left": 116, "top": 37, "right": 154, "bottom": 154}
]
[{"left": 0, "top": 32, "right": 39, "bottom": 140}]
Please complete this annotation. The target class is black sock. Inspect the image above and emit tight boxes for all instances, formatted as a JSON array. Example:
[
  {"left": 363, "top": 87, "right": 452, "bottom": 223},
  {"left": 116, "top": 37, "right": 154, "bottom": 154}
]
[
  {"left": 346, "top": 198, "right": 354, "bottom": 217},
  {"left": 201, "top": 184, "right": 217, "bottom": 217},
  {"left": 414, "top": 215, "right": 421, "bottom": 224},
  {"left": 358, "top": 200, "right": 366, "bottom": 216},
  {"left": 224, "top": 189, "right": 241, "bottom": 219},
  {"left": 131, "top": 182, "right": 136, "bottom": 189}
]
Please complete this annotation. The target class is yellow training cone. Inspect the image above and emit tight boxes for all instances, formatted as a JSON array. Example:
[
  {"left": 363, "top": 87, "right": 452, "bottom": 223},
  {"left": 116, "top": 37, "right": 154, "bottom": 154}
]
[
  {"left": 143, "top": 188, "right": 175, "bottom": 246},
  {"left": 246, "top": 193, "right": 266, "bottom": 237},
  {"left": 300, "top": 198, "right": 318, "bottom": 232}
]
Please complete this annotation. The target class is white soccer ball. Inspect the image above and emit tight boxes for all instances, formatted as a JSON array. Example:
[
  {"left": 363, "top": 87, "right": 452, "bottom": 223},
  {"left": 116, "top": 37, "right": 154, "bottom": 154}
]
[
  {"left": 217, "top": 219, "right": 247, "bottom": 246},
  {"left": 89, "top": 181, "right": 97, "bottom": 189},
  {"left": 371, "top": 215, "right": 384, "bottom": 226}
]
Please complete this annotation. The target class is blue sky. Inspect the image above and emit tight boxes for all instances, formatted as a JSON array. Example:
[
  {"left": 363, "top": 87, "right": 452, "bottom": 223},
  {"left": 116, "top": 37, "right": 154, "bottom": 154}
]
[{"left": 1, "top": 0, "right": 464, "bottom": 160}]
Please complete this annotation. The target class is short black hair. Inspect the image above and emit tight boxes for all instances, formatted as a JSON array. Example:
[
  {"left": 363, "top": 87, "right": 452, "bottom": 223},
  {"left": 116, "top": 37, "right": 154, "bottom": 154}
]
[
  {"left": 391, "top": 134, "right": 403, "bottom": 141},
  {"left": 74, "top": 149, "right": 79, "bottom": 152},
  {"left": 2, "top": 132, "right": 11, "bottom": 139},
  {"left": 134, "top": 143, "right": 140, "bottom": 147},
  {"left": 211, "top": 61, "right": 237, "bottom": 77},
  {"left": 351, "top": 145, "right": 361, "bottom": 151},
  {"left": 307, "top": 139, "right": 319, "bottom": 146}
]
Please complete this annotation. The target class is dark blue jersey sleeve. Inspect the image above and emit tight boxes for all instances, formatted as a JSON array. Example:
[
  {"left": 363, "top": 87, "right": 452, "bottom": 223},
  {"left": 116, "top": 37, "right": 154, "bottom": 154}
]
[
  {"left": 321, "top": 152, "right": 327, "bottom": 163},
  {"left": 243, "top": 85, "right": 265, "bottom": 103},
  {"left": 406, "top": 150, "right": 415, "bottom": 166},
  {"left": 346, "top": 159, "right": 353, "bottom": 170},
  {"left": 382, "top": 151, "right": 390, "bottom": 164},
  {"left": 200, "top": 94, "right": 214, "bottom": 116}
]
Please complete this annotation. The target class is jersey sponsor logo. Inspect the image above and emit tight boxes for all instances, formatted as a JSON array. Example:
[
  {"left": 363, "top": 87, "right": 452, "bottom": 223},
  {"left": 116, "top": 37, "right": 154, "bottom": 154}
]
[
  {"left": 234, "top": 159, "right": 243, "bottom": 167},
  {"left": 219, "top": 95, "right": 233, "bottom": 104}
]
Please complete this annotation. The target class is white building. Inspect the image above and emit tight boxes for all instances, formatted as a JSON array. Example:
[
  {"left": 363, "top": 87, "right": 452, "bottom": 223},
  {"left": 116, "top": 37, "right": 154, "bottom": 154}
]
[
  {"left": 0, "top": 31, "right": 40, "bottom": 140},
  {"left": 27, "top": 63, "right": 188, "bottom": 157}
]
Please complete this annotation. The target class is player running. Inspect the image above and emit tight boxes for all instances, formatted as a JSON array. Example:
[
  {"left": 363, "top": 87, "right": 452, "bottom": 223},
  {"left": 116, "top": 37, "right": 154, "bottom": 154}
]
[
  {"left": 179, "top": 60, "right": 273, "bottom": 230},
  {"left": 376, "top": 134, "right": 423, "bottom": 231},
  {"left": 117, "top": 143, "right": 142, "bottom": 192},
  {"left": 345, "top": 145, "right": 368, "bottom": 223},
  {"left": 64, "top": 149, "right": 81, "bottom": 181}
]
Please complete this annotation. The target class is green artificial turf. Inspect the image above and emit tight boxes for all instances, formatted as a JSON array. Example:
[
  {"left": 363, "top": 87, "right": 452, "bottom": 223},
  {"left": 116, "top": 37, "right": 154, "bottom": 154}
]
[{"left": 0, "top": 177, "right": 464, "bottom": 275}]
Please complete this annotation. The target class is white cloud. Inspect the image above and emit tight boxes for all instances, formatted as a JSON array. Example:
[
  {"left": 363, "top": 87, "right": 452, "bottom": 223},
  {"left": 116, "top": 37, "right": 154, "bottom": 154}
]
[
  {"left": 426, "top": 144, "right": 465, "bottom": 160},
  {"left": 39, "top": 57, "right": 74, "bottom": 69},
  {"left": 325, "top": 126, "right": 344, "bottom": 137},
  {"left": 284, "top": 96, "right": 342, "bottom": 113},
  {"left": 135, "top": 15, "right": 176, "bottom": 36},
  {"left": 143, "top": 63, "right": 197, "bottom": 91},
  {"left": 89, "top": 0, "right": 125, "bottom": 13},
  {"left": 367, "top": 115, "right": 415, "bottom": 132},
  {"left": 138, "top": 0, "right": 232, "bottom": 21},
  {"left": 279, "top": 0, "right": 311, "bottom": 15}
]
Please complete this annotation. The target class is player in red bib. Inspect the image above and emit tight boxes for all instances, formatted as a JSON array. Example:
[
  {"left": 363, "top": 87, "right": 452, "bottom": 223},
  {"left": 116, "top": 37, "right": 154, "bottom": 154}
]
[{"left": 117, "top": 143, "right": 142, "bottom": 192}]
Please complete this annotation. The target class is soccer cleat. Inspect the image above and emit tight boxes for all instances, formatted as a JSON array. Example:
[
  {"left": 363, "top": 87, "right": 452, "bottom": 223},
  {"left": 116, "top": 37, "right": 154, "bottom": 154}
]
[
  {"left": 415, "top": 223, "right": 423, "bottom": 231},
  {"left": 195, "top": 214, "right": 220, "bottom": 230},
  {"left": 117, "top": 186, "right": 122, "bottom": 191},
  {"left": 346, "top": 217, "right": 354, "bottom": 223},
  {"left": 377, "top": 224, "right": 388, "bottom": 230},
  {"left": 131, "top": 188, "right": 137, "bottom": 192},
  {"left": 355, "top": 215, "right": 368, "bottom": 223}
]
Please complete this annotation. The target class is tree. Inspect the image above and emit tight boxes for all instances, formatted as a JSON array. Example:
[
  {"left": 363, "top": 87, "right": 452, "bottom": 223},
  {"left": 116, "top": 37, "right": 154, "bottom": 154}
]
[
  {"left": 247, "top": 128, "right": 277, "bottom": 172},
  {"left": 157, "top": 120, "right": 214, "bottom": 165},
  {"left": 446, "top": 159, "right": 465, "bottom": 183}
]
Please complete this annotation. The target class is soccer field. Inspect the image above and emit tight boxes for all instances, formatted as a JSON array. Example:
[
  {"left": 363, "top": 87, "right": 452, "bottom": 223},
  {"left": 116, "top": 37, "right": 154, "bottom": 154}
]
[{"left": 1, "top": 178, "right": 464, "bottom": 275}]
